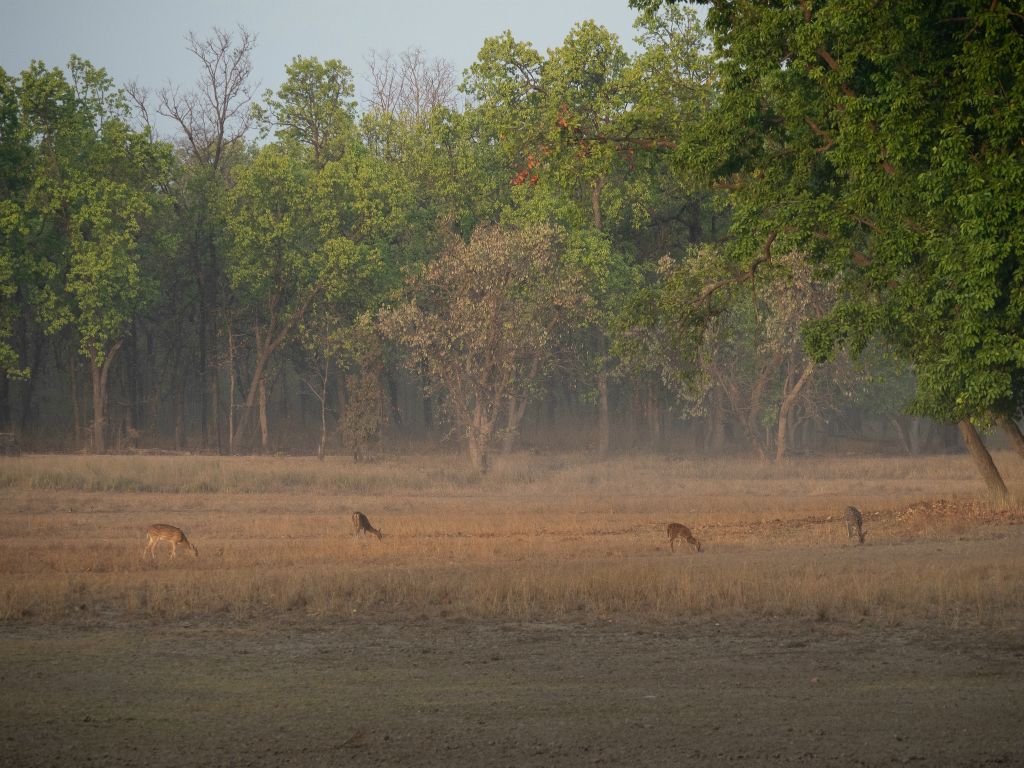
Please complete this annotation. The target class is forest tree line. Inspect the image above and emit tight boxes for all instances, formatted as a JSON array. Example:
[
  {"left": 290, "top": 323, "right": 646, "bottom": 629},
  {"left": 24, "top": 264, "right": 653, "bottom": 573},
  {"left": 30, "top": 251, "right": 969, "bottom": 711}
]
[{"left": 1, "top": 2, "right": 1022, "bottom": 492}]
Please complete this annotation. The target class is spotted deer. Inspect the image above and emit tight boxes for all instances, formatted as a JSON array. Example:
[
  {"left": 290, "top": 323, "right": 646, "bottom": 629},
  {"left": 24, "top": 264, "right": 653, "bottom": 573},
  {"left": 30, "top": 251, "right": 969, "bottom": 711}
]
[
  {"left": 667, "top": 522, "right": 702, "bottom": 553},
  {"left": 144, "top": 524, "right": 198, "bottom": 559},
  {"left": 352, "top": 512, "right": 383, "bottom": 540},
  {"left": 843, "top": 506, "right": 866, "bottom": 544}
]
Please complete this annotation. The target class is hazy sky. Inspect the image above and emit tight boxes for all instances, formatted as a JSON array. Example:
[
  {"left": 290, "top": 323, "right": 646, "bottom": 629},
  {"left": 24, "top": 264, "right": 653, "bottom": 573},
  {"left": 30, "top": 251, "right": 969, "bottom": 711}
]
[{"left": 3, "top": 0, "right": 646, "bottom": 122}]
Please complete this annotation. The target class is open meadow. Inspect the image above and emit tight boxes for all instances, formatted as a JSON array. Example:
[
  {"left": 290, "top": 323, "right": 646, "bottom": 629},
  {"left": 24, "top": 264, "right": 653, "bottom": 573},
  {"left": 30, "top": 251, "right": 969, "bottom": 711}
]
[{"left": 2, "top": 451, "right": 1023, "bottom": 765}]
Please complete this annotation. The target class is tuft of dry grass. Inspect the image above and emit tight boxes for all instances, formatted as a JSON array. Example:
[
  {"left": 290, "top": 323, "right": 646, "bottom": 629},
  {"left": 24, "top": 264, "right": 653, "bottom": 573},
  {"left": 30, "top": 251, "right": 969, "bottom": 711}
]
[{"left": 0, "top": 452, "right": 1021, "bottom": 625}]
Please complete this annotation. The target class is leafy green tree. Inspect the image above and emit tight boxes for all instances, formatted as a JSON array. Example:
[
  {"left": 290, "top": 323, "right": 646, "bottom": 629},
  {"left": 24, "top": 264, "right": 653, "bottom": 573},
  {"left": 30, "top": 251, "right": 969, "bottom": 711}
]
[
  {"left": 152, "top": 26, "right": 257, "bottom": 449},
  {"left": 11, "top": 58, "right": 171, "bottom": 451},
  {"left": 254, "top": 55, "right": 358, "bottom": 167},
  {"left": 461, "top": 11, "right": 716, "bottom": 456},
  {"left": 635, "top": 0, "right": 1024, "bottom": 495},
  {"left": 0, "top": 68, "right": 32, "bottom": 390},
  {"left": 380, "top": 224, "right": 587, "bottom": 473},
  {"left": 222, "top": 144, "right": 381, "bottom": 452}
]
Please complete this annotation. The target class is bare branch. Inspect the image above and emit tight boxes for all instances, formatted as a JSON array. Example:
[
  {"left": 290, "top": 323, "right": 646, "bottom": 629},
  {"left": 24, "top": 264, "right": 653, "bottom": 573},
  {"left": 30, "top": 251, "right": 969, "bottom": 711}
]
[
  {"left": 364, "top": 46, "right": 457, "bottom": 121},
  {"left": 157, "top": 25, "right": 258, "bottom": 169}
]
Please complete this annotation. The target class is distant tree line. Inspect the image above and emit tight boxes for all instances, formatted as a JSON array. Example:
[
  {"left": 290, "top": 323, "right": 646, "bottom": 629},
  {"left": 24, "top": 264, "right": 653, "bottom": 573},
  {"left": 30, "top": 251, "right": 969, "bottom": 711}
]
[{"left": 1, "top": 3, "right": 1021, "bottom": 492}]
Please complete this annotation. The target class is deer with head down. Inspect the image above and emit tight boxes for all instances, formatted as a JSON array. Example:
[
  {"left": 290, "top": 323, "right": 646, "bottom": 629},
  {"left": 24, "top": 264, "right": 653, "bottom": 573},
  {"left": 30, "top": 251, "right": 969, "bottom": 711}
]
[
  {"left": 667, "top": 523, "right": 702, "bottom": 554},
  {"left": 352, "top": 512, "right": 383, "bottom": 540},
  {"left": 144, "top": 524, "right": 198, "bottom": 559}
]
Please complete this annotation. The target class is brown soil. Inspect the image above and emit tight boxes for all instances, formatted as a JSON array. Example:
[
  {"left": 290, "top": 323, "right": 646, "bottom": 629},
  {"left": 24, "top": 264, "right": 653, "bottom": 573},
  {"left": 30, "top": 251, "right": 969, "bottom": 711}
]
[{"left": 2, "top": 616, "right": 1023, "bottom": 767}]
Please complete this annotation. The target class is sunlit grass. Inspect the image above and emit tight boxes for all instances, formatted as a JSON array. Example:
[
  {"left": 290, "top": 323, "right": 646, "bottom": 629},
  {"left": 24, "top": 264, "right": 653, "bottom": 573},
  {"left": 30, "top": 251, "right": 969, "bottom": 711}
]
[{"left": 0, "top": 451, "right": 1021, "bottom": 624}]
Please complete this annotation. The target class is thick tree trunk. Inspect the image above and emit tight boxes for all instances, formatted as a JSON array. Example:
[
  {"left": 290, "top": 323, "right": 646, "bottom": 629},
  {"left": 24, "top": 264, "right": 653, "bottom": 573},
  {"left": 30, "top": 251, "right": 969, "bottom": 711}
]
[
  {"left": 957, "top": 420, "right": 1008, "bottom": 499},
  {"left": 88, "top": 342, "right": 122, "bottom": 453},
  {"left": 997, "top": 416, "right": 1024, "bottom": 461}
]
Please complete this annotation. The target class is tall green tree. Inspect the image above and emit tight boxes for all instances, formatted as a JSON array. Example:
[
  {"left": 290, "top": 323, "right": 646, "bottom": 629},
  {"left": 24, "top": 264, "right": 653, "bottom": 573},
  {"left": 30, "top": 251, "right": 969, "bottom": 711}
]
[
  {"left": 253, "top": 55, "right": 358, "bottom": 167},
  {"left": 222, "top": 143, "right": 381, "bottom": 452},
  {"left": 12, "top": 57, "right": 171, "bottom": 451},
  {"left": 154, "top": 26, "right": 258, "bottom": 449},
  {"left": 635, "top": 0, "right": 1024, "bottom": 495},
  {"left": 463, "top": 22, "right": 665, "bottom": 455}
]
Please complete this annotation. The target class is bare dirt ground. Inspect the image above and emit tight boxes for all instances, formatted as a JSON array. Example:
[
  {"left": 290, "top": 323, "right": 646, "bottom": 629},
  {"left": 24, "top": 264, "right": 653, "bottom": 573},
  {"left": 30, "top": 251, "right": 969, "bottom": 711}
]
[{"left": 2, "top": 615, "right": 1023, "bottom": 767}]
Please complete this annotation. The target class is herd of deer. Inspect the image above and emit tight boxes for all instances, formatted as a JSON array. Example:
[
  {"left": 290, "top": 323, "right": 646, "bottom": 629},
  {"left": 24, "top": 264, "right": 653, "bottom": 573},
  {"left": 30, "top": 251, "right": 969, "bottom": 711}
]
[{"left": 142, "top": 506, "right": 867, "bottom": 562}]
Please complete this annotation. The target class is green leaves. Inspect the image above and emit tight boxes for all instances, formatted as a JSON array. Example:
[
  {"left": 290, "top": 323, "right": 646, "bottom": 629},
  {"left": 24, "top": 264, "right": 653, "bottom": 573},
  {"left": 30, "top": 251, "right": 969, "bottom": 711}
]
[
  {"left": 5, "top": 57, "right": 171, "bottom": 368},
  {"left": 255, "top": 56, "right": 358, "bottom": 165},
  {"left": 683, "top": 0, "right": 1024, "bottom": 424}
]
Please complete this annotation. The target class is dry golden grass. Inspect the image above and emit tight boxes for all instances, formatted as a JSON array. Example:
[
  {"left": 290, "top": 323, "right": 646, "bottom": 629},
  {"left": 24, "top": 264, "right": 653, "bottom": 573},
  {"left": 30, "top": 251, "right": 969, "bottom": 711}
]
[{"left": 0, "top": 451, "right": 1022, "bottom": 625}]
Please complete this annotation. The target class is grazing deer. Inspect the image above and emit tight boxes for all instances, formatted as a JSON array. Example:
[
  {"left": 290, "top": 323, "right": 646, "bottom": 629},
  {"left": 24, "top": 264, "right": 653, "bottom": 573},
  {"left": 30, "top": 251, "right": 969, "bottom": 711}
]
[
  {"left": 144, "top": 524, "right": 198, "bottom": 559},
  {"left": 843, "top": 506, "right": 866, "bottom": 544},
  {"left": 667, "top": 523, "right": 702, "bottom": 553},
  {"left": 352, "top": 512, "right": 383, "bottom": 540}
]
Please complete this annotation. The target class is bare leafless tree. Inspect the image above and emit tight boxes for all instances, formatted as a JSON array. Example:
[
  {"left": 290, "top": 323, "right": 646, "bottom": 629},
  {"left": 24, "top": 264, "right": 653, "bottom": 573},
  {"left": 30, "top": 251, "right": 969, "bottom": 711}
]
[
  {"left": 158, "top": 26, "right": 258, "bottom": 169},
  {"left": 364, "top": 47, "right": 457, "bottom": 120}
]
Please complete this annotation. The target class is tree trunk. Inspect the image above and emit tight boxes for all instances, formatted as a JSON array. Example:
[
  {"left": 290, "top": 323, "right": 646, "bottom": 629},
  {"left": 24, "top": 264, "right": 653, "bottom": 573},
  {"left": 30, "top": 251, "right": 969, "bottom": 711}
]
[
  {"left": 125, "top": 322, "right": 140, "bottom": 446},
  {"left": 775, "top": 361, "right": 815, "bottom": 463},
  {"left": 0, "top": 371, "right": 9, "bottom": 432},
  {"left": 258, "top": 375, "right": 269, "bottom": 453},
  {"left": 909, "top": 416, "right": 930, "bottom": 455},
  {"left": 197, "top": 276, "right": 209, "bottom": 449},
  {"left": 502, "top": 395, "right": 529, "bottom": 454},
  {"left": 890, "top": 416, "right": 913, "bottom": 455},
  {"left": 69, "top": 355, "right": 81, "bottom": 449},
  {"left": 997, "top": 416, "right": 1024, "bottom": 461},
  {"left": 227, "top": 325, "right": 236, "bottom": 454},
  {"left": 647, "top": 382, "right": 661, "bottom": 452},
  {"left": 336, "top": 373, "right": 348, "bottom": 455},
  {"left": 88, "top": 342, "right": 122, "bottom": 453},
  {"left": 597, "top": 370, "right": 609, "bottom": 460},
  {"left": 591, "top": 179, "right": 604, "bottom": 232},
  {"left": 957, "top": 420, "right": 1008, "bottom": 499},
  {"left": 18, "top": 326, "right": 43, "bottom": 434},
  {"left": 174, "top": 375, "right": 186, "bottom": 450},
  {"left": 90, "top": 360, "right": 103, "bottom": 452},
  {"left": 467, "top": 402, "right": 492, "bottom": 474},
  {"left": 234, "top": 341, "right": 276, "bottom": 452}
]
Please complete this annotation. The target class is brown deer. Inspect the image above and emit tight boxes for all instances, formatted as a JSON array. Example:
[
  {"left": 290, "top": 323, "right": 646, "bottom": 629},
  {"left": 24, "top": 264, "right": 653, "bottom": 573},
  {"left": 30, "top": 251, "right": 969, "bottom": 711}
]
[
  {"left": 843, "top": 506, "right": 866, "bottom": 544},
  {"left": 352, "top": 512, "right": 383, "bottom": 540},
  {"left": 667, "top": 523, "right": 702, "bottom": 553},
  {"left": 144, "top": 524, "right": 198, "bottom": 559}
]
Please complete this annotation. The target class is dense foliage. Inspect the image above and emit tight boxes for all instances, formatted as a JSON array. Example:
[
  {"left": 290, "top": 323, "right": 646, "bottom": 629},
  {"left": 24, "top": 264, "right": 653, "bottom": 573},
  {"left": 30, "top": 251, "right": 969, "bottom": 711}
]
[{"left": 1, "top": 6, "right": 1020, "bottom": 487}]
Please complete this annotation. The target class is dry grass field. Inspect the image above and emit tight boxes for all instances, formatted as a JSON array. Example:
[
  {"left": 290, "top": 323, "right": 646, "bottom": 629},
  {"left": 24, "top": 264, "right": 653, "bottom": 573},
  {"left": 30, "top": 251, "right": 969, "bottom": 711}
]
[
  {"left": 1, "top": 451, "right": 1022, "bottom": 624},
  {"left": 2, "top": 451, "right": 1023, "bottom": 766}
]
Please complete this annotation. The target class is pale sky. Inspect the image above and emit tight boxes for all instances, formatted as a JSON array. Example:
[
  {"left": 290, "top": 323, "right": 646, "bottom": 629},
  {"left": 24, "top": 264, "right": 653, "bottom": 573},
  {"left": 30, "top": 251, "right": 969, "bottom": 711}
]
[{"left": 3, "top": 0, "right": 647, "bottom": 128}]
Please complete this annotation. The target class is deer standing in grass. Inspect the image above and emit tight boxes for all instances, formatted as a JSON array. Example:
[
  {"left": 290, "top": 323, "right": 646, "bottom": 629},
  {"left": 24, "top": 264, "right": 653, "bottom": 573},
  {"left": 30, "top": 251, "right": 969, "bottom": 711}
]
[
  {"left": 667, "top": 523, "right": 702, "bottom": 553},
  {"left": 352, "top": 512, "right": 383, "bottom": 540},
  {"left": 843, "top": 506, "right": 866, "bottom": 544},
  {"left": 144, "top": 524, "right": 198, "bottom": 559}
]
